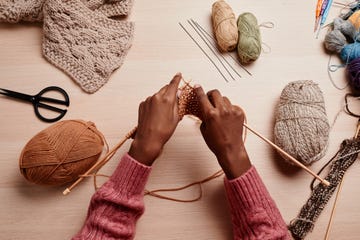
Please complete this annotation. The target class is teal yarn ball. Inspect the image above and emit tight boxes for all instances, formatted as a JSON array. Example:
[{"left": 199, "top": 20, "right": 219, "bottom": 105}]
[
  {"left": 340, "top": 42, "right": 360, "bottom": 63},
  {"left": 237, "top": 12, "right": 261, "bottom": 64}
]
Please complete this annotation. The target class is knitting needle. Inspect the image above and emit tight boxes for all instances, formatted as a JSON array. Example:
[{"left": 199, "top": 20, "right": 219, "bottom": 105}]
[
  {"left": 324, "top": 175, "right": 345, "bottom": 240},
  {"left": 179, "top": 22, "right": 229, "bottom": 82},
  {"left": 315, "top": 0, "right": 323, "bottom": 32},
  {"left": 191, "top": 19, "right": 252, "bottom": 76},
  {"left": 63, "top": 127, "right": 137, "bottom": 195},
  {"left": 322, "top": 0, "right": 334, "bottom": 26},
  {"left": 187, "top": 20, "right": 236, "bottom": 80},
  {"left": 324, "top": 120, "right": 360, "bottom": 237},
  {"left": 317, "top": 0, "right": 333, "bottom": 38},
  {"left": 243, "top": 123, "right": 330, "bottom": 186},
  {"left": 189, "top": 19, "right": 242, "bottom": 79}
]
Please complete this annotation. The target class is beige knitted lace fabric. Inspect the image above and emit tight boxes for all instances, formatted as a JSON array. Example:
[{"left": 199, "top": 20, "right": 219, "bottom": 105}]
[{"left": 0, "top": 0, "right": 134, "bottom": 93}]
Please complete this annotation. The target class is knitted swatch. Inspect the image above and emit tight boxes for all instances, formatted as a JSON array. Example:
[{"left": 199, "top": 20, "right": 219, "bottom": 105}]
[
  {"left": 0, "top": 0, "right": 134, "bottom": 93},
  {"left": 178, "top": 83, "right": 201, "bottom": 119},
  {"left": 0, "top": 0, "right": 45, "bottom": 23},
  {"left": 274, "top": 80, "right": 330, "bottom": 165},
  {"left": 289, "top": 137, "right": 360, "bottom": 239}
]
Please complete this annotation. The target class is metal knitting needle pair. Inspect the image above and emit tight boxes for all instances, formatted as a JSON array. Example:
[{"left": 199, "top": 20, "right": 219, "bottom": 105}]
[{"left": 179, "top": 19, "right": 251, "bottom": 82}]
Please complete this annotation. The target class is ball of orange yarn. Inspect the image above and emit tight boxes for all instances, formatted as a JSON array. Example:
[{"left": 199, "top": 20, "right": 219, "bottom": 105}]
[
  {"left": 19, "top": 120, "right": 105, "bottom": 186},
  {"left": 212, "top": 0, "right": 239, "bottom": 52},
  {"left": 348, "top": 10, "right": 360, "bottom": 30}
]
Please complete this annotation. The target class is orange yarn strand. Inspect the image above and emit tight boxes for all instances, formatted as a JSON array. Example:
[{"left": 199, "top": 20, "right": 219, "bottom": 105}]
[
  {"left": 144, "top": 170, "right": 224, "bottom": 203},
  {"left": 63, "top": 81, "right": 233, "bottom": 201},
  {"left": 63, "top": 127, "right": 137, "bottom": 195}
]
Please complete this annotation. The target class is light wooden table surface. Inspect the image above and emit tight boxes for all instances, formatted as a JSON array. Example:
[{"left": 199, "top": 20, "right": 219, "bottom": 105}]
[{"left": 1, "top": 0, "right": 359, "bottom": 239}]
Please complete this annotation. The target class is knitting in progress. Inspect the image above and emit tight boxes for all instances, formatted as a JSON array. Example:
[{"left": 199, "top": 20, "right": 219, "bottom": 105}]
[
  {"left": 63, "top": 81, "right": 210, "bottom": 195},
  {"left": 0, "top": 0, "right": 134, "bottom": 93},
  {"left": 178, "top": 82, "right": 202, "bottom": 119},
  {"left": 289, "top": 136, "right": 360, "bottom": 239}
]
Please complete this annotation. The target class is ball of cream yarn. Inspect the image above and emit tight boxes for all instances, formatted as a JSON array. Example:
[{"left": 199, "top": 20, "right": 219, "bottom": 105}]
[
  {"left": 19, "top": 120, "right": 105, "bottom": 185},
  {"left": 274, "top": 80, "right": 330, "bottom": 166},
  {"left": 211, "top": 0, "right": 239, "bottom": 52}
]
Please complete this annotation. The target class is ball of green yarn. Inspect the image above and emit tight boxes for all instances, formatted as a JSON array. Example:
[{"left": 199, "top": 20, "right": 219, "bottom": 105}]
[{"left": 237, "top": 12, "right": 261, "bottom": 64}]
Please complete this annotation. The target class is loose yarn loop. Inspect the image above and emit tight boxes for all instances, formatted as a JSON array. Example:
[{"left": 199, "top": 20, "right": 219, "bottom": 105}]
[
  {"left": 19, "top": 120, "right": 106, "bottom": 185},
  {"left": 274, "top": 80, "right": 330, "bottom": 165},
  {"left": 237, "top": 12, "right": 261, "bottom": 64},
  {"left": 289, "top": 136, "right": 360, "bottom": 240},
  {"left": 144, "top": 170, "right": 224, "bottom": 203},
  {"left": 61, "top": 81, "right": 226, "bottom": 202},
  {"left": 211, "top": 0, "right": 238, "bottom": 52}
]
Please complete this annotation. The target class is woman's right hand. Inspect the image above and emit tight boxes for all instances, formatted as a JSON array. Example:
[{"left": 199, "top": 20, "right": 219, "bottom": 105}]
[
  {"left": 195, "top": 85, "right": 251, "bottom": 179},
  {"left": 128, "top": 73, "right": 182, "bottom": 166}
]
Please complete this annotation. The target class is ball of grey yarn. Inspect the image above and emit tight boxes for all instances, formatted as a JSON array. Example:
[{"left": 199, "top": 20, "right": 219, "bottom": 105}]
[
  {"left": 324, "top": 17, "right": 357, "bottom": 53},
  {"left": 333, "top": 17, "right": 356, "bottom": 40},
  {"left": 325, "top": 29, "right": 347, "bottom": 53},
  {"left": 274, "top": 80, "right": 330, "bottom": 166}
]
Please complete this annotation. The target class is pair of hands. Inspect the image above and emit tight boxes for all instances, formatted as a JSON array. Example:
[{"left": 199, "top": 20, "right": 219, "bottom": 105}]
[{"left": 128, "top": 73, "right": 251, "bottom": 179}]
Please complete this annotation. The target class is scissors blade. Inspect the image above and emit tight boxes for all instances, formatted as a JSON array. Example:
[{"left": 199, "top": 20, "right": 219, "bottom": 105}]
[
  {"left": 0, "top": 88, "right": 33, "bottom": 102},
  {"left": 38, "top": 96, "right": 70, "bottom": 106},
  {"left": 36, "top": 102, "right": 67, "bottom": 113}
]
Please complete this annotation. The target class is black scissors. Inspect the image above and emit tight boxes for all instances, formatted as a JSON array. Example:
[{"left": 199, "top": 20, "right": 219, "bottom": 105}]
[{"left": 0, "top": 86, "right": 70, "bottom": 123}]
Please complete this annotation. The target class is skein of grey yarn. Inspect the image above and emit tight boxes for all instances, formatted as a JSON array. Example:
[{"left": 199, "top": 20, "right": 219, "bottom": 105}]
[
  {"left": 274, "top": 80, "right": 330, "bottom": 166},
  {"left": 324, "top": 17, "right": 357, "bottom": 52},
  {"left": 324, "top": 29, "right": 347, "bottom": 52},
  {"left": 333, "top": 17, "right": 356, "bottom": 39}
]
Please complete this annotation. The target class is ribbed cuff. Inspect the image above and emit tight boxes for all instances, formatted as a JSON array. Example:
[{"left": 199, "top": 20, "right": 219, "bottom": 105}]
[
  {"left": 224, "top": 166, "right": 272, "bottom": 210},
  {"left": 108, "top": 153, "right": 152, "bottom": 196},
  {"left": 96, "top": 0, "right": 134, "bottom": 17}
]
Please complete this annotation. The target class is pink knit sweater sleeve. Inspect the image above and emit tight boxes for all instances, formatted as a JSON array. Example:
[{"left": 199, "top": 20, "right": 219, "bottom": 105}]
[
  {"left": 224, "top": 166, "right": 290, "bottom": 240},
  {"left": 72, "top": 153, "right": 151, "bottom": 240}
]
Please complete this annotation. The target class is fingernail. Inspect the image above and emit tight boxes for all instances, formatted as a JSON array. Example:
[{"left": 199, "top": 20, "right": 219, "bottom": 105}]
[
  {"left": 177, "top": 89, "right": 182, "bottom": 98},
  {"left": 175, "top": 72, "right": 182, "bottom": 77},
  {"left": 194, "top": 84, "right": 201, "bottom": 88}
]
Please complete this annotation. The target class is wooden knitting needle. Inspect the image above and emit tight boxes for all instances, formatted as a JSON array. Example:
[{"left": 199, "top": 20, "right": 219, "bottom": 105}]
[
  {"left": 63, "top": 120, "right": 330, "bottom": 195},
  {"left": 63, "top": 127, "right": 137, "bottom": 195},
  {"left": 324, "top": 175, "right": 345, "bottom": 240},
  {"left": 243, "top": 123, "right": 330, "bottom": 186}
]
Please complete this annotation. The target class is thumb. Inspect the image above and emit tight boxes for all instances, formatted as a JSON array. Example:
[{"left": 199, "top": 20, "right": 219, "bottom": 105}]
[{"left": 194, "top": 84, "right": 212, "bottom": 121}]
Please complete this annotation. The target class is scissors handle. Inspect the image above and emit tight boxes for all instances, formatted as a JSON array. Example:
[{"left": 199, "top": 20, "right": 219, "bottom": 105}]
[{"left": 33, "top": 86, "right": 70, "bottom": 123}]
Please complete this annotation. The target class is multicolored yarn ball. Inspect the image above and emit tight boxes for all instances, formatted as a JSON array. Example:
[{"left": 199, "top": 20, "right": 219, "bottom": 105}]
[
  {"left": 237, "top": 12, "right": 261, "bottom": 64},
  {"left": 274, "top": 80, "right": 330, "bottom": 166},
  {"left": 211, "top": 0, "right": 239, "bottom": 52},
  {"left": 19, "top": 120, "right": 105, "bottom": 185}
]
